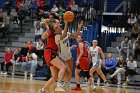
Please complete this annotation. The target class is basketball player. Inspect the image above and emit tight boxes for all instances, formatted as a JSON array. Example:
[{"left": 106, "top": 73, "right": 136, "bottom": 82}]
[
  {"left": 88, "top": 40, "right": 109, "bottom": 88},
  {"left": 72, "top": 35, "right": 90, "bottom": 91},
  {"left": 38, "top": 19, "right": 68, "bottom": 93},
  {"left": 55, "top": 20, "right": 84, "bottom": 90}
]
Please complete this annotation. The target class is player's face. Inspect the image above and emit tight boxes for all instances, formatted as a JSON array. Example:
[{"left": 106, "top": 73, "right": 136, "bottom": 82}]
[
  {"left": 92, "top": 41, "right": 97, "bottom": 46},
  {"left": 53, "top": 23, "right": 62, "bottom": 34},
  {"left": 76, "top": 35, "right": 82, "bottom": 43}
]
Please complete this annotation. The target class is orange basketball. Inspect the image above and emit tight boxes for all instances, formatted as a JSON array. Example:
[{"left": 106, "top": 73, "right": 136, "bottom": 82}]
[{"left": 63, "top": 11, "right": 75, "bottom": 22}]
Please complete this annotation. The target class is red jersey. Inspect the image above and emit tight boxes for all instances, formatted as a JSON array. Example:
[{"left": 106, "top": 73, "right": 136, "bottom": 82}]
[
  {"left": 45, "top": 30, "right": 58, "bottom": 50},
  {"left": 37, "top": 0, "right": 44, "bottom": 7},
  {"left": 77, "top": 42, "right": 88, "bottom": 58},
  {"left": 4, "top": 52, "right": 13, "bottom": 63},
  {"left": 76, "top": 42, "right": 89, "bottom": 70}
]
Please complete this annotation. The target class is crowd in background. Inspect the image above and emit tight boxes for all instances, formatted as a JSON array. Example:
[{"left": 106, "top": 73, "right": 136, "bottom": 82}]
[{"left": 0, "top": 0, "right": 139, "bottom": 86}]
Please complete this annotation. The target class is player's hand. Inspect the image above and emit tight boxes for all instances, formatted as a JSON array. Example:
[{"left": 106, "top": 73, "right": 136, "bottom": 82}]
[
  {"left": 76, "top": 59, "right": 80, "bottom": 66},
  {"left": 64, "top": 20, "right": 68, "bottom": 24},
  {"left": 78, "top": 20, "right": 84, "bottom": 28},
  {"left": 71, "top": 45, "right": 77, "bottom": 49}
]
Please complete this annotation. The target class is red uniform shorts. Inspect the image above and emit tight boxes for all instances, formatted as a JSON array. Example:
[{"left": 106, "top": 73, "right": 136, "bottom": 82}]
[
  {"left": 77, "top": 57, "right": 89, "bottom": 70},
  {"left": 44, "top": 48, "right": 57, "bottom": 67}
]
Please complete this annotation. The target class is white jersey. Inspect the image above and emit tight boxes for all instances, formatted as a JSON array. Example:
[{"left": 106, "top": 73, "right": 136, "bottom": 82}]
[
  {"left": 55, "top": 32, "right": 72, "bottom": 61},
  {"left": 90, "top": 46, "right": 102, "bottom": 67}
]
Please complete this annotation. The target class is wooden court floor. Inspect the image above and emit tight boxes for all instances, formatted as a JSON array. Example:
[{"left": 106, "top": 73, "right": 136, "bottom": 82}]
[{"left": 0, "top": 76, "right": 140, "bottom": 93}]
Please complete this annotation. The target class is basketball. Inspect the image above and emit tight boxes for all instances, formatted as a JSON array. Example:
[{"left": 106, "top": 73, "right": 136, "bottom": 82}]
[{"left": 63, "top": 11, "right": 75, "bottom": 22}]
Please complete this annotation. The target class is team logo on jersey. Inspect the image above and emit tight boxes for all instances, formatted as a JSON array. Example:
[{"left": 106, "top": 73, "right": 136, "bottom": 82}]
[{"left": 91, "top": 51, "right": 96, "bottom": 57}]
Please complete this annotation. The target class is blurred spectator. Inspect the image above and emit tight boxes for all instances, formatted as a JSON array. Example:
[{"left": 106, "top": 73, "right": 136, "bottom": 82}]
[
  {"left": 27, "top": 40, "right": 34, "bottom": 50},
  {"left": 130, "top": 23, "right": 140, "bottom": 40},
  {"left": 123, "top": 55, "right": 137, "bottom": 86},
  {"left": 70, "top": 1, "right": 78, "bottom": 13},
  {"left": 22, "top": 49, "right": 37, "bottom": 78},
  {"left": 58, "top": 15, "right": 64, "bottom": 29},
  {"left": 57, "top": 5, "right": 65, "bottom": 16},
  {"left": 127, "top": 13, "right": 137, "bottom": 28},
  {"left": 5, "top": 10, "right": 13, "bottom": 25},
  {"left": 0, "top": 48, "right": 13, "bottom": 75},
  {"left": 20, "top": 42, "right": 29, "bottom": 61},
  {"left": 55, "top": 0, "right": 64, "bottom": 7},
  {"left": 34, "top": 22, "right": 43, "bottom": 42},
  {"left": 51, "top": 4, "right": 58, "bottom": 14},
  {"left": 4, "top": 0, "right": 11, "bottom": 11},
  {"left": 120, "top": 36, "right": 132, "bottom": 60},
  {"left": 10, "top": 48, "right": 22, "bottom": 75},
  {"left": 44, "top": 0, "right": 50, "bottom": 11},
  {"left": 10, "top": 48, "right": 22, "bottom": 64},
  {"left": 110, "top": 56, "right": 127, "bottom": 85},
  {"left": 30, "top": 0, "right": 37, "bottom": 11},
  {"left": 37, "top": 0, "right": 44, "bottom": 10},
  {"left": 15, "top": 0, "right": 23, "bottom": 12},
  {"left": 36, "top": 38, "right": 44, "bottom": 59},
  {"left": 137, "top": 15, "right": 140, "bottom": 25},
  {"left": 102, "top": 53, "right": 117, "bottom": 84},
  {"left": 133, "top": 34, "right": 140, "bottom": 60},
  {"left": 23, "top": 0, "right": 31, "bottom": 10},
  {"left": 0, "top": 11, "right": 6, "bottom": 38},
  {"left": 13, "top": 6, "right": 25, "bottom": 25},
  {"left": 0, "top": 11, "right": 5, "bottom": 25}
]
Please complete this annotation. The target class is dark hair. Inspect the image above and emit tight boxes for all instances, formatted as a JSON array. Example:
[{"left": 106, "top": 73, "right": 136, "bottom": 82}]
[
  {"left": 79, "top": 34, "right": 84, "bottom": 41},
  {"left": 124, "top": 36, "right": 129, "bottom": 40},
  {"left": 28, "top": 49, "right": 34, "bottom": 54}
]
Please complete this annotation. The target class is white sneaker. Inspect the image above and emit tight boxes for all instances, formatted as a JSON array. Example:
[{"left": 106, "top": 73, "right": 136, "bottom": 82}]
[
  {"left": 126, "top": 77, "right": 130, "bottom": 82},
  {"left": 55, "top": 83, "right": 65, "bottom": 92},
  {"left": 3, "top": 72, "right": 7, "bottom": 75},
  {"left": 117, "top": 82, "right": 121, "bottom": 85},
  {"left": 92, "top": 85, "right": 96, "bottom": 89},
  {"left": 24, "top": 72, "right": 27, "bottom": 78},
  {"left": 0, "top": 72, "right": 3, "bottom": 75},
  {"left": 55, "top": 86, "right": 65, "bottom": 92},
  {"left": 97, "top": 78, "right": 100, "bottom": 85},
  {"left": 122, "top": 82, "right": 128, "bottom": 86},
  {"left": 38, "top": 89, "right": 47, "bottom": 93},
  {"left": 104, "top": 82, "right": 109, "bottom": 87},
  {"left": 30, "top": 74, "right": 33, "bottom": 78}
]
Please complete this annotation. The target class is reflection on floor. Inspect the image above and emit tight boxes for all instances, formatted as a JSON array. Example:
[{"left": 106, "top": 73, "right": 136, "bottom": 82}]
[{"left": 0, "top": 76, "right": 140, "bottom": 93}]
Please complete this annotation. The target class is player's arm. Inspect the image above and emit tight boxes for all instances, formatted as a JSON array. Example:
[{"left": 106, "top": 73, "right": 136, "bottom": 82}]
[
  {"left": 99, "top": 47, "right": 105, "bottom": 65},
  {"left": 70, "top": 20, "right": 84, "bottom": 39},
  {"left": 41, "top": 29, "right": 49, "bottom": 40},
  {"left": 60, "top": 21, "right": 68, "bottom": 40},
  {"left": 76, "top": 43, "right": 83, "bottom": 65},
  {"left": 88, "top": 50, "right": 91, "bottom": 58}
]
